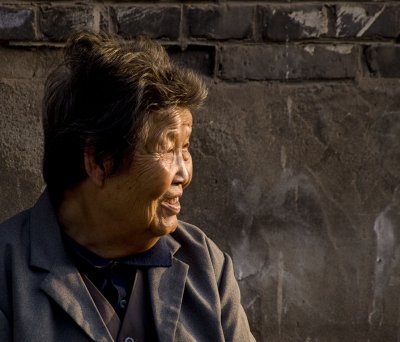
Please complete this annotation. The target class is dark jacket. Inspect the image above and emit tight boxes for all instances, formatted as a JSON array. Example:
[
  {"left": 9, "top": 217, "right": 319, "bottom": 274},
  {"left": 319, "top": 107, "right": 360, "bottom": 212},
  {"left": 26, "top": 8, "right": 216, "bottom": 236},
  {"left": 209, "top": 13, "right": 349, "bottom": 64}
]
[{"left": 0, "top": 192, "right": 255, "bottom": 341}]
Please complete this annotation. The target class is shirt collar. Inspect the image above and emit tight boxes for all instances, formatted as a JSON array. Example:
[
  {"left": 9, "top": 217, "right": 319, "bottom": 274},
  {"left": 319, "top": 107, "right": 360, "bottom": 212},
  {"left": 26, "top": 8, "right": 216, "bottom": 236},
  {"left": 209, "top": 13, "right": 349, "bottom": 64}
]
[{"left": 63, "top": 234, "right": 172, "bottom": 269}]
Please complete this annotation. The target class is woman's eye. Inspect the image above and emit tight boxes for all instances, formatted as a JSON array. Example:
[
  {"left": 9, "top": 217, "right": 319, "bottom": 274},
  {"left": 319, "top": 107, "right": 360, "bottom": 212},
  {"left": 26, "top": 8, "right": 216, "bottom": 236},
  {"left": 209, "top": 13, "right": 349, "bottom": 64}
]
[{"left": 158, "top": 142, "right": 174, "bottom": 153}]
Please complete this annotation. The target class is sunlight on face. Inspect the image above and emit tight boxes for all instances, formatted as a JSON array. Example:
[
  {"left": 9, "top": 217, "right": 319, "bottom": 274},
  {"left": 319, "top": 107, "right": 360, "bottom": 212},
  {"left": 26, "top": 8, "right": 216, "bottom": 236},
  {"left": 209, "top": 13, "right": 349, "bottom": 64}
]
[{"left": 101, "top": 107, "right": 193, "bottom": 239}]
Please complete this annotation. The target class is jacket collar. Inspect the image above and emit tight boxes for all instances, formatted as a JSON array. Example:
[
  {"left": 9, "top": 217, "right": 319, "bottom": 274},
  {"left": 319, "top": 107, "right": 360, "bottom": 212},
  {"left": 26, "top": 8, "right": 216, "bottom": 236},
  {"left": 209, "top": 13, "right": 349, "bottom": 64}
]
[
  {"left": 29, "top": 190, "right": 67, "bottom": 271},
  {"left": 28, "top": 190, "right": 186, "bottom": 342},
  {"left": 29, "top": 191, "right": 114, "bottom": 341}
]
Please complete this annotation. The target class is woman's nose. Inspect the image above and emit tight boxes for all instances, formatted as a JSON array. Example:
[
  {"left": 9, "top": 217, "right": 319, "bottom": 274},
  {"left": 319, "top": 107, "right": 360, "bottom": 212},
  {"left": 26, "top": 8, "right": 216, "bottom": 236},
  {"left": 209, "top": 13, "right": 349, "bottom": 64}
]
[{"left": 173, "top": 153, "right": 191, "bottom": 185}]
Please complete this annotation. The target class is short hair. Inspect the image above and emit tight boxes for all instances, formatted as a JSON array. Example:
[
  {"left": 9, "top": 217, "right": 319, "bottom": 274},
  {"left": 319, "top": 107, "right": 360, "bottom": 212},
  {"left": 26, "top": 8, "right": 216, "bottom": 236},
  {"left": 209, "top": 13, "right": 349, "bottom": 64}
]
[{"left": 42, "top": 32, "right": 207, "bottom": 202}]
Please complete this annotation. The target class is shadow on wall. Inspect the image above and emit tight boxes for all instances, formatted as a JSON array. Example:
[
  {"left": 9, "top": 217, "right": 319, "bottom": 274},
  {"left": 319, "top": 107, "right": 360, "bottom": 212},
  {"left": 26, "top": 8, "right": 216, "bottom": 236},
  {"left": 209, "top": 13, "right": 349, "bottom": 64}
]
[
  {"left": 229, "top": 170, "right": 367, "bottom": 340},
  {"left": 371, "top": 188, "right": 400, "bottom": 339},
  {"left": 369, "top": 111, "right": 400, "bottom": 340},
  {"left": 226, "top": 110, "right": 400, "bottom": 341}
]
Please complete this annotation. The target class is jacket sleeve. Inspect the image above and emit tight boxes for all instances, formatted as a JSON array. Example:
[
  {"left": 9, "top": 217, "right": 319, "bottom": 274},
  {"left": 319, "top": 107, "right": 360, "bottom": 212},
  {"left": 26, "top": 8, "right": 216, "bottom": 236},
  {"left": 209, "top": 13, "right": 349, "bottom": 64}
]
[
  {"left": 206, "top": 238, "right": 256, "bottom": 342},
  {"left": 0, "top": 309, "right": 11, "bottom": 341}
]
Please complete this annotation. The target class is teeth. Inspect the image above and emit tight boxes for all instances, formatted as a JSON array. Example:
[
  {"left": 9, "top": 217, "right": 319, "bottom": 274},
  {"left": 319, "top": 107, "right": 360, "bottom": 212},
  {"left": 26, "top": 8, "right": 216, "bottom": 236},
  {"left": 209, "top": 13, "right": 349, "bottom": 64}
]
[{"left": 166, "top": 197, "right": 178, "bottom": 204}]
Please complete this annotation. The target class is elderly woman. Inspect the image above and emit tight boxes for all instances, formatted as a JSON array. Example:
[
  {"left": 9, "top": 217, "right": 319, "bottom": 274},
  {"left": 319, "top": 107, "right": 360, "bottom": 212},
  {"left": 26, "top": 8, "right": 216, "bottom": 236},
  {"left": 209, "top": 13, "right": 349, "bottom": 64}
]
[{"left": 0, "top": 32, "right": 255, "bottom": 341}]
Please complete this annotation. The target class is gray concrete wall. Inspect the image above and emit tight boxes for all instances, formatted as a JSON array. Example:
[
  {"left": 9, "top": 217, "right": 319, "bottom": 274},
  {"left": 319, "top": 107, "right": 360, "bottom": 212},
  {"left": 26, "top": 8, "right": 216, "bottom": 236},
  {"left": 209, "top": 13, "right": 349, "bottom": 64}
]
[{"left": 1, "top": 1, "right": 400, "bottom": 341}]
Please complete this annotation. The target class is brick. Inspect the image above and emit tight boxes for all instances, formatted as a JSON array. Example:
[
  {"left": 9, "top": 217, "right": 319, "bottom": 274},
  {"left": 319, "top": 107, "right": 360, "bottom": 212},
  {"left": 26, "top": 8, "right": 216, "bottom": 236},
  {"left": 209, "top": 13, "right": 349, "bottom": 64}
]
[
  {"left": 260, "top": 5, "right": 330, "bottom": 41},
  {"left": 365, "top": 46, "right": 400, "bottom": 78},
  {"left": 335, "top": 4, "right": 400, "bottom": 39},
  {"left": 40, "top": 6, "right": 94, "bottom": 42},
  {"left": 0, "top": 6, "right": 35, "bottom": 41},
  {"left": 167, "top": 45, "right": 215, "bottom": 77},
  {"left": 220, "top": 44, "right": 358, "bottom": 81},
  {"left": 187, "top": 5, "right": 253, "bottom": 40},
  {"left": 114, "top": 6, "right": 180, "bottom": 40}
]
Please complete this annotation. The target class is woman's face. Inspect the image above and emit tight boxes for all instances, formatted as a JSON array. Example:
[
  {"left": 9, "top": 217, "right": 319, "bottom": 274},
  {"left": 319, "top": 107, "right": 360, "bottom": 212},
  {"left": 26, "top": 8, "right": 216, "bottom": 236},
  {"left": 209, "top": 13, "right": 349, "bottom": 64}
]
[{"left": 100, "top": 107, "right": 193, "bottom": 240}]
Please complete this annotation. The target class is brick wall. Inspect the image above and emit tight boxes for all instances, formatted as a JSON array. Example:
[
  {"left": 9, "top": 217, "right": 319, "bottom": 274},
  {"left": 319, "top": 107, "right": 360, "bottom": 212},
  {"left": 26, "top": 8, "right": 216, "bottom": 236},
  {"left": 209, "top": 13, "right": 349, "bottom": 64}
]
[
  {"left": 0, "top": 1, "right": 400, "bottom": 81},
  {"left": 2, "top": 1, "right": 400, "bottom": 341},
  {"left": 1, "top": 2, "right": 400, "bottom": 80}
]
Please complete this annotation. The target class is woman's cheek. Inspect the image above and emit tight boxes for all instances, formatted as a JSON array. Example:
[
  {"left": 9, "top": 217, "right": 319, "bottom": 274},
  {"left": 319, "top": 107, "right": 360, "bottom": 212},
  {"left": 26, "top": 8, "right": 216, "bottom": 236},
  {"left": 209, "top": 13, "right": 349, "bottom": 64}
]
[
  {"left": 185, "top": 157, "right": 193, "bottom": 188},
  {"left": 145, "top": 159, "right": 173, "bottom": 197}
]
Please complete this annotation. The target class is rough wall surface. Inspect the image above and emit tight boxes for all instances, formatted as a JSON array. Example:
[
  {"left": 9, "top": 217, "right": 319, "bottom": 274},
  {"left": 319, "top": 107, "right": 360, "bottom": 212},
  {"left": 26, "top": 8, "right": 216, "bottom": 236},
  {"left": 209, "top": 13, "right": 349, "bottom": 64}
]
[{"left": 1, "top": 1, "right": 400, "bottom": 341}]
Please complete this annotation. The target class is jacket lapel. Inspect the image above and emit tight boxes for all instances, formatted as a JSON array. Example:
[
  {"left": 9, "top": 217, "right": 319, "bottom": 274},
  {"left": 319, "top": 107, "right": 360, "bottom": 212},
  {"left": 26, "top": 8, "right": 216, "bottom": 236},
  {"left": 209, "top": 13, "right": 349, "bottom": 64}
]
[
  {"left": 148, "top": 236, "right": 188, "bottom": 342},
  {"left": 29, "top": 191, "right": 113, "bottom": 342},
  {"left": 40, "top": 268, "right": 114, "bottom": 342}
]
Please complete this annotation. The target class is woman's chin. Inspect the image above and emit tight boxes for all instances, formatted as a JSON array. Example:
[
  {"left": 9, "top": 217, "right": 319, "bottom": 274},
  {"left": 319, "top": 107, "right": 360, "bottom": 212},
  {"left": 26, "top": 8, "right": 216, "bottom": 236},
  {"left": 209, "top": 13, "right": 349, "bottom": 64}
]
[{"left": 150, "top": 215, "right": 178, "bottom": 237}]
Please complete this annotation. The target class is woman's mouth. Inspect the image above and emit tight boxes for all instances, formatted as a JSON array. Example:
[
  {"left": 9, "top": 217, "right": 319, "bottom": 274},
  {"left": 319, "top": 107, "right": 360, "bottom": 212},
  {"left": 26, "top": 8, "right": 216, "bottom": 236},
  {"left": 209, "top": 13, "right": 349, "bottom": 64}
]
[{"left": 161, "top": 197, "right": 181, "bottom": 215}]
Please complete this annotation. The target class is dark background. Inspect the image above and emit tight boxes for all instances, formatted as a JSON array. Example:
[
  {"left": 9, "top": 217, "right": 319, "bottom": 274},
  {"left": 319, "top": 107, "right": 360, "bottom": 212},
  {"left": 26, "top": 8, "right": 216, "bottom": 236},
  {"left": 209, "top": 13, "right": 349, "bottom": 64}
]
[{"left": 1, "top": 1, "right": 400, "bottom": 341}]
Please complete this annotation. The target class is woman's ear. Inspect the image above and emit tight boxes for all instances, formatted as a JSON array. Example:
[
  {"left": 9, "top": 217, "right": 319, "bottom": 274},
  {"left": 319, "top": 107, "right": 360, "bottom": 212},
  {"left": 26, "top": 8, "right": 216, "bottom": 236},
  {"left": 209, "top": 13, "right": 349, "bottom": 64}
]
[{"left": 84, "top": 149, "right": 107, "bottom": 187}]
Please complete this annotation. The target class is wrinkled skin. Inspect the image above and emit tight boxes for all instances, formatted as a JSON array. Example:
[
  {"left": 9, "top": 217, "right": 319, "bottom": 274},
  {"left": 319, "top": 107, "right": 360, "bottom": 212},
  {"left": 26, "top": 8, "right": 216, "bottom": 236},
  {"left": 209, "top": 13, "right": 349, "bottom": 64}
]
[
  {"left": 59, "top": 107, "right": 193, "bottom": 257},
  {"left": 102, "top": 107, "right": 193, "bottom": 238}
]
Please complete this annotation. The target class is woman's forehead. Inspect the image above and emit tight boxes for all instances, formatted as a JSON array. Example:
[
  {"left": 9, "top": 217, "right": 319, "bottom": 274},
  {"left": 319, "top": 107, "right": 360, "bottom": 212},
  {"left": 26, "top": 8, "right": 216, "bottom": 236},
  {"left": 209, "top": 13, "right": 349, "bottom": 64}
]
[
  {"left": 140, "top": 107, "right": 192, "bottom": 147},
  {"left": 153, "top": 107, "right": 192, "bottom": 126},
  {"left": 150, "top": 108, "right": 191, "bottom": 131}
]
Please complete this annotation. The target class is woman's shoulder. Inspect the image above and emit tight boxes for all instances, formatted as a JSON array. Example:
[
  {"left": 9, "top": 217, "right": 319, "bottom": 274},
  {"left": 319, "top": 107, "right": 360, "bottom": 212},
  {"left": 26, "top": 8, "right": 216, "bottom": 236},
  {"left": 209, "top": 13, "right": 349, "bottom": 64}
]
[
  {"left": 173, "top": 220, "right": 221, "bottom": 252},
  {"left": 169, "top": 220, "right": 227, "bottom": 280},
  {"left": 174, "top": 220, "right": 207, "bottom": 240},
  {"left": 0, "top": 209, "right": 31, "bottom": 246}
]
